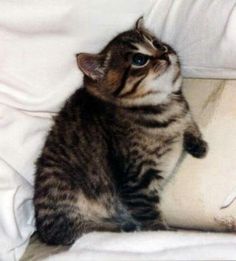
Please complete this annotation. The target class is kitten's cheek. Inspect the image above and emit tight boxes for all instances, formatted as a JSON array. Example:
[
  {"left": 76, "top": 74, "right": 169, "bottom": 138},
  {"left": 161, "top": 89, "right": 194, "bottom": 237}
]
[
  {"left": 153, "top": 61, "right": 168, "bottom": 76},
  {"left": 153, "top": 61, "right": 164, "bottom": 72}
]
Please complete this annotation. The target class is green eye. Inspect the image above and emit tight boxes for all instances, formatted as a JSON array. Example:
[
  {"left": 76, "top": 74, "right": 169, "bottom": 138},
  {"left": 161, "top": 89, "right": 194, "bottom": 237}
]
[{"left": 132, "top": 53, "right": 150, "bottom": 66}]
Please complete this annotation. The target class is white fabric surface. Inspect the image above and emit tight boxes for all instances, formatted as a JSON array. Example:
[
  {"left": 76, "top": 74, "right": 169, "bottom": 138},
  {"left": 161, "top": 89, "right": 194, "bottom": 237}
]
[
  {"left": 0, "top": 0, "right": 236, "bottom": 260},
  {"left": 145, "top": 0, "right": 236, "bottom": 79},
  {"left": 160, "top": 79, "right": 236, "bottom": 231},
  {"left": 42, "top": 231, "right": 236, "bottom": 260}
]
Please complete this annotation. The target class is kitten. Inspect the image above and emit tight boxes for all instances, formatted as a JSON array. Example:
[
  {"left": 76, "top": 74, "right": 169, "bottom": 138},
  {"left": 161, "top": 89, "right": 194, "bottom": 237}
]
[{"left": 34, "top": 18, "right": 208, "bottom": 246}]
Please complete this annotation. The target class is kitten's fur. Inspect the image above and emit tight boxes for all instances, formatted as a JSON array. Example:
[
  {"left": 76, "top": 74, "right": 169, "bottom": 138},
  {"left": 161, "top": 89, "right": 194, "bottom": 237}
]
[{"left": 34, "top": 19, "right": 208, "bottom": 245}]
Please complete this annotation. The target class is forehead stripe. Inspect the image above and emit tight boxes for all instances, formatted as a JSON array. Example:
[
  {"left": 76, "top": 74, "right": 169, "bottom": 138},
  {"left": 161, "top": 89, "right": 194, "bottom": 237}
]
[
  {"left": 126, "top": 42, "right": 139, "bottom": 50},
  {"left": 133, "top": 44, "right": 153, "bottom": 56}
]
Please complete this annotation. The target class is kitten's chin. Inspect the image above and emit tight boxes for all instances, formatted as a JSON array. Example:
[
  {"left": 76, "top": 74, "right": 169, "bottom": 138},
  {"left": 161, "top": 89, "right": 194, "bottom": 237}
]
[{"left": 150, "top": 62, "right": 182, "bottom": 95}]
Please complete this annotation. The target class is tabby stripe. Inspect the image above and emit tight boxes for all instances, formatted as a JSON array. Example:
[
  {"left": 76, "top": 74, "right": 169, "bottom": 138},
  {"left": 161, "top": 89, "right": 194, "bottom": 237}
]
[
  {"left": 122, "top": 41, "right": 139, "bottom": 50},
  {"left": 125, "top": 195, "right": 159, "bottom": 208},
  {"left": 126, "top": 197, "right": 156, "bottom": 206},
  {"left": 173, "top": 69, "right": 181, "bottom": 84},
  {"left": 123, "top": 168, "right": 162, "bottom": 193},
  {"left": 112, "top": 66, "right": 131, "bottom": 96},
  {"left": 145, "top": 168, "right": 163, "bottom": 179},
  {"left": 130, "top": 69, "right": 146, "bottom": 77},
  {"left": 133, "top": 210, "right": 160, "bottom": 221},
  {"left": 35, "top": 188, "right": 67, "bottom": 201},
  {"left": 135, "top": 117, "right": 176, "bottom": 128},
  {"left": 123, "top": 192, "right": 159, "bottom": 204},
  {"left": 133, "top": 168, "right": 162, "bottom": 190},
  {"left": 127, "top": 104, "right": 167, "bottom": 114},
  {"left": 156, "top": 147, "right": 172, "bottom": 157},
  {"left": 173, "top": 90, "right": 182, "bottom": 95},
  {"left": 118, "top": 75, "right": 146, "bottom": 98},
  {"left": 125, "top": 159, "right": 156, "bottom": 181},
  {"left": 126, "top": 199, "right": 153, "bottom": 208},
  {"left": 131, "top": 90, "right": 160, "bottom": 99}
]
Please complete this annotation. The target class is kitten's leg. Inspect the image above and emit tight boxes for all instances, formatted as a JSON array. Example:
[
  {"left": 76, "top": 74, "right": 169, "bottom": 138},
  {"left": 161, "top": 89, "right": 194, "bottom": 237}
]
[
  {"left": 35, "top": 188, "right": 139, "bottom": 246},
  {"left": 122, "top": 188, "right": 168, "bottom": 231},
  {"left": 183, "top": 120, "right": 208, "bottom": 158}
]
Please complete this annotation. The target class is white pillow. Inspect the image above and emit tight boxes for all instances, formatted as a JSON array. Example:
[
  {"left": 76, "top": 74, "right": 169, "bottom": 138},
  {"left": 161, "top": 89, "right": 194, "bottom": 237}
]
[{"left": 144, "top": 0, "right": 236, "bottom": 79}]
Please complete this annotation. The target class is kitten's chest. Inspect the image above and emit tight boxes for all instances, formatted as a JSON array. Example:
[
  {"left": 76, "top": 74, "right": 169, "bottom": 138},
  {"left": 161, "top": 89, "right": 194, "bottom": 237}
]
[{"left": 123, "top": 124, "right": 184, "bottom": 185}]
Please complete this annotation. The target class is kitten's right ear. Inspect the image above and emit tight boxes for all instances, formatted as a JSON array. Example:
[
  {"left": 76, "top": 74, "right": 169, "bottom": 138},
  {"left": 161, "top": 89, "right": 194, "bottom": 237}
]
[
  {"left": 135, "top": 16, "right": 144, "bottom": 31},
  {"left": 76, "top": 53, "right": 105, "bottom": 81}
]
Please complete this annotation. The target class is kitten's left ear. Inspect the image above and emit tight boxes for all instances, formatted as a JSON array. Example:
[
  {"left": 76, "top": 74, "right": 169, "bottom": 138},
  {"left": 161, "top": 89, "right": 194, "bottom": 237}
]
[
  {"left": 135, "top": 16, "right": 144, "bottom": 31},
  {"left": 76, "top": 53, "right": 105, "bottom": 81}
]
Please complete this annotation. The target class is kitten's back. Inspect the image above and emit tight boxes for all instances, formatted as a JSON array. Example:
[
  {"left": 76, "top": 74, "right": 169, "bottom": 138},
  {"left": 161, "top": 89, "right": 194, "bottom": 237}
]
[{"left": 34, "top": 88, "right": 139, "bottom": 245}]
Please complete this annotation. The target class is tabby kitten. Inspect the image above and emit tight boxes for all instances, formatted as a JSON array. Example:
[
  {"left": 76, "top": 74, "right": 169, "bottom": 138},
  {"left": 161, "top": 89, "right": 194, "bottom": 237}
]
[{"left": 34, "top": 18, "right": 208, "bottom": 246}]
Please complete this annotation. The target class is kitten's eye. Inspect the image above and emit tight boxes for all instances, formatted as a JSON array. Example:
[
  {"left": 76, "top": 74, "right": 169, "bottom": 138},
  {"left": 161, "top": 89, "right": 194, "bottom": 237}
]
[{"left": 132, "top": 53, "right": 150, "bottom": 67}]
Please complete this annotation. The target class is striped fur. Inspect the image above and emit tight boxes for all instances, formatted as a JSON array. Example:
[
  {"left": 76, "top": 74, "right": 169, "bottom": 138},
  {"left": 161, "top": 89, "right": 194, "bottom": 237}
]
[{"left": 34, "top": 19, "right": 208, "bottom": 245}]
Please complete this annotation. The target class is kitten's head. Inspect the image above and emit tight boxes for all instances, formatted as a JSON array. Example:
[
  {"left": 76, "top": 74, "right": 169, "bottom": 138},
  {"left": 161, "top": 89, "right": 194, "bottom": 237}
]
[{"left": 77, "top": 18, "right": 182, "bottom": 107}]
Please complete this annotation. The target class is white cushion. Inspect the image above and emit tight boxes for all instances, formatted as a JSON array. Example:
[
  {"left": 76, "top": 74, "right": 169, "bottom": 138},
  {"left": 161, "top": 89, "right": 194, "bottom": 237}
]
[
  {"left": 41, "top": 231, "right": 236, "bottom": 260},
  {"left": 161, "top": 79, "right": 236, "bottom": 231}
]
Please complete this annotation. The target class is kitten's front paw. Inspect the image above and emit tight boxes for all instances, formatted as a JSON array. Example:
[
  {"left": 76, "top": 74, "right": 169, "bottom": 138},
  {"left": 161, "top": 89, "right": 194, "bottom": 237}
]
[{"left": 184, "top": 133, "right": 208, "bottom": 158}]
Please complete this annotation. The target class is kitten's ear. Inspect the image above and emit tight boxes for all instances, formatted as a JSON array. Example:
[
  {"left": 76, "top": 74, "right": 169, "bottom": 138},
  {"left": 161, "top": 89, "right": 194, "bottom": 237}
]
[
  {"left": 135, "top": 16, "right": 144, "bottom": 31},
  {"left": 76, "top": 53, "right": 105, "bottom": 80}
]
